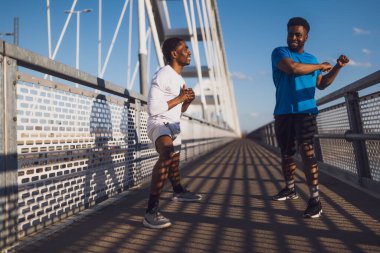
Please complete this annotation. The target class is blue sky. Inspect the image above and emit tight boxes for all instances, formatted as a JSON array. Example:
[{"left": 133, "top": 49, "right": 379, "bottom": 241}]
[{"left": 1, "top": 0, "right": 380, "bottom": 133}]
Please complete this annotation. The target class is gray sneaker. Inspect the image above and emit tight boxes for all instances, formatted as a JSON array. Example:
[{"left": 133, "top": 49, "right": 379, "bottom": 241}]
[
  {"left": 173, "top": 189, "right": 202, "bottom": 202},
  {"left": 143, "top": 211, "right": 172, "bottom": 229}
]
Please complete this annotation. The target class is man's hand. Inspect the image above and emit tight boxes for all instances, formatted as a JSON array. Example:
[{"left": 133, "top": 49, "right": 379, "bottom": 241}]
[
  {"left": 178, "top": 85, "right": 189, "bottom": 103},
  {"left": 317, "top": 55, "right": 349, "bottom": 90},
  {"left": 320, "top": 62, "right": 332, "bottom": 72},
  {"left": 336, "top": 55, "right": 349, "bottom": 68},
  {"left": 178, "top": 85, "right": 195, "bottom": 103},
  {"left": 180, "top": 86, "right": 195, "bottom": 113},
  {"left": 184, "top": 88, "right": 195, "bottom": 103}
]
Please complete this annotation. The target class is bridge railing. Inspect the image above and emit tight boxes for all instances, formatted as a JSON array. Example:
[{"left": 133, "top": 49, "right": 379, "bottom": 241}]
[
  {"left": 247, "top": 70, "right": 380, "bottom": 194},
  {"left": 0, "top": 40, "right": 237, "bottom": 251}
]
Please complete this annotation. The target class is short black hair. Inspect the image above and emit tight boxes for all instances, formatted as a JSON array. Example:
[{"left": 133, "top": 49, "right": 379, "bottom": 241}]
[
  {"left": 162, "top": 37, "right": 185, "bottom": 64},
  {"left": 287, "top": 17, "right": 310, "bottom": 33}
]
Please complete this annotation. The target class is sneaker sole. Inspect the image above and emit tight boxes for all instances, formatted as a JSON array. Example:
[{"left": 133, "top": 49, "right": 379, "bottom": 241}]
[
  {"left": 272, "top": 195, "right": 299, "bottom": 201},
  {"left": 143, "top": 218, "right": 172, "bottom": 229},
  {"left": 172, "top": 196, "right": 202, "bottom": 202},
  {"left": 303, "top": 209, "right": 323, "bottom": 218}
]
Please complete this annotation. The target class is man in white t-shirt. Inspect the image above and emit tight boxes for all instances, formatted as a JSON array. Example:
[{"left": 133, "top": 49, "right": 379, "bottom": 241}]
[{"left": 143, "top": 37, "right": 202, "bottom": 229}]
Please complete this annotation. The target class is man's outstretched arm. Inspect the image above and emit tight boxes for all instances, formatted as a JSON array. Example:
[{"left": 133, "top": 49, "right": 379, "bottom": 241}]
[{"left": 317, "top": 55, "right": 349, "bottom": 90}]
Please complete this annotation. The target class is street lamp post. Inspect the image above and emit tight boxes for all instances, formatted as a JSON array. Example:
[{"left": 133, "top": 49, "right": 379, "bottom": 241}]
[
  {"left": 0, "top": 17, "right": 19, "bottom": 45},
  {"left": 64, "top": 9, "right": 92, "bottom": 70}
]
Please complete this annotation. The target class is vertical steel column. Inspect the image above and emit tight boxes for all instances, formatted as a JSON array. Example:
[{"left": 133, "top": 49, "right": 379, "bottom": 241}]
[
  {"left": 0, "top": 54, "right": 18, "bottom": 250},
  {"left": 138, "top": 0, "right": 148, "bottom": 97},
  {"left": 0, "top": 53, "right": 5, "bottom": 251},
  {"left": 345, "top": 91, "right": 371, "bottom": 181}
]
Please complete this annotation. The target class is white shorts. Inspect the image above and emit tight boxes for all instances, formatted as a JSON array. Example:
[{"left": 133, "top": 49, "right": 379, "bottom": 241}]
[{"left": 147, "top": 122, "right": 182, "bottom": 153}]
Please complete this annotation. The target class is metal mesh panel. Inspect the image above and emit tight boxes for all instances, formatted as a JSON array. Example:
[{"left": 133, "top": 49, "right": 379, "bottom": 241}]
[
  {"left": 139, "top": 106, "right": 158, "bottom": 183},
  {"left": 366, "top": 141, "right": 380, "bottom": 181},
  {"left": 319, "top": 139, "right": 357, "bottom": 174},
  {"left": 317, "top": 104, "right": 357, "bottom": 174},
  {"left": 360, "top": 92, "right": 380, "bottom": 181},
  {"left": 360, "top": 92, "right": 380, "bottom": 133},
  {"left": 16, "top": 80, "right": 137, "bottom": 234},
  {"left": 317, "top": 103, "right": 349, "bottom": 133}
]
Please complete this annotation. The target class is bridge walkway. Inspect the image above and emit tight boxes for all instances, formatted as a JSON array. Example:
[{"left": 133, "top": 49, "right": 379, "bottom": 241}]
[{"left": 17, "top": 139, "right": 380, "bottom": 253}]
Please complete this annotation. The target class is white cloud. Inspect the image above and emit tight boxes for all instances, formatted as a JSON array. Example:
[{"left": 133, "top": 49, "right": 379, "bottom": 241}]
[
  {"left": 250, "top": 112, "right": 259, "bottom": 118},
  {"left": 362, "top": 48, "right": 371, "bottom": 55},
  {"left": 229, "top": 71, "right": 254, "bottom": 82},
  {"left": 353, "top": 27, "right": 371, "bottom": 35},
  {"left": 348, "top": 59, "right": 372, "bottom": 67}
]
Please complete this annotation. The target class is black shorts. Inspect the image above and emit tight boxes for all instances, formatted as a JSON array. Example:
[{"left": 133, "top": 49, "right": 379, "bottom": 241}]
[{"left": 274, "top": 114, "right": 317, "bottom": 156}]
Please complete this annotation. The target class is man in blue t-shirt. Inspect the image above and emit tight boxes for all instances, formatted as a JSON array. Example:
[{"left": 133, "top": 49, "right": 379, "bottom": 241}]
[{"left": 271, "top": 17, "right": 349, "bottom": 218}]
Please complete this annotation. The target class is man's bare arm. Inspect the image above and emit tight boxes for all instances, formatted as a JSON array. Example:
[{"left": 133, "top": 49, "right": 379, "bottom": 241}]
[
  {"left": 167, "top": 86, "right": 189, "bottom": 110},
  {"left": 278, "top": 58, "right": 332, "bottom": 75},
  {"left": 317, "top": 55, "right": 349, "bottom": 90}
]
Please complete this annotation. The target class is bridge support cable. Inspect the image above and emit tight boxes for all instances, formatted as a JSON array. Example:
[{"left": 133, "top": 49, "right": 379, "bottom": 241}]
[
  {"left": 44, "top": 0, "right": 78, "bottom": 80},
  {"left": 46, "top": 0, "right": 52, "bottom": 66},
  {"left": 183, "top": 0, "right": 207, "bottom": 119},
  {"left": 205, "top": 1, "right": 228, "bottom": 126},
  {"left": 196, "top": 0, "right": 221, "bottom": 123},
  {"left": 127, "top": 0, "right": 134, "bottom": 85},
  {"left": 207, "top": 0, "right": 240, "bottom": 134},
  {"left": 100, "top": 0, "right": 130, "bottom": 78},
  {"left": 98, "top": 0, "right": 102, "bottom": 77},
  {"left": 144, "top": 0, "right": 165, "bottom": 67}
]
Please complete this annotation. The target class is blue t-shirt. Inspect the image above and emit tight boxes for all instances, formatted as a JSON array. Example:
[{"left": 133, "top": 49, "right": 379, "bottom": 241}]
[{"left": 271, "top": 47, "right": 321, "bottom": 115}]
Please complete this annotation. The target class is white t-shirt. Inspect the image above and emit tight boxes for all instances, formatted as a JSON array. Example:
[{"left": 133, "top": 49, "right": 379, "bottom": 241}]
[{"left": 147, "top": 65, "right": 185, "bottom": 134}]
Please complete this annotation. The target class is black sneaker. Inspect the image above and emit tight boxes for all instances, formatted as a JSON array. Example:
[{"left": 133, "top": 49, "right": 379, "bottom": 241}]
[
  {"left": 143, "top": 210, "right": 172, "bottom": 229},
  {"left": 272, "top": 187, "right": 298, "bottom": 201},
  {"left": 303, "top": 198, "right": 323, "bottom": 218}
]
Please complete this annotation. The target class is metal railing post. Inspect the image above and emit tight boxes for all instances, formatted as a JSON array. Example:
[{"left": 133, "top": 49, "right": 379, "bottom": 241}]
[
  {"left": 0, "top": 54, "right": 18, "bottom": 250},
  {"left": 268, "top": 123, "right": 274, "bottom": 147},
  {"left": 271, "top": 122, "right": 278, "bottom": 148},
  {"left": 134, "top": 99, "right": 143, "bottom": 186},
  {"left": 345, "top": 91, "right": 371, "bottom": 181}
]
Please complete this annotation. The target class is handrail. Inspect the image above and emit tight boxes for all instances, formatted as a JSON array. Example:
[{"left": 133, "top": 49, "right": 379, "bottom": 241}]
[
  {"left": 317, "top": 70, "right": 380, "bottom": 105},
  {"left": 1, "top": 39, "right": 230, "bottom": 131},
  {"left": 1, "top": 39, "right": 146, "bottom": 102}
]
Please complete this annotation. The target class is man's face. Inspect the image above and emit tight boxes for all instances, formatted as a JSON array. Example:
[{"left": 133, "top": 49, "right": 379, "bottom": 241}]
[
  {"left": 173, "top": 41, "right": 191, "bottom": 66},
  {"left": 287, "top": 25, "right": 308, "bottom": 53}
]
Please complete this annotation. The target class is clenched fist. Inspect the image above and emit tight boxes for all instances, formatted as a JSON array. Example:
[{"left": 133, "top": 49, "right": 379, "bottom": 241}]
[{"left": 337, "top": 55, "right": 349, "bottom": 67}]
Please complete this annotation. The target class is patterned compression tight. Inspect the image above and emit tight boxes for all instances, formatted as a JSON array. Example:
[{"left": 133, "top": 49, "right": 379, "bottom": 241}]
[
  {"left": 281, "top": 143, "right": 319, "bottom": 199},
  {"left": 281, "top": 155, "right": 297, "bottom": 190},
  {"left": 300, "top": 143, "right": 319, "bottom": 199}
]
